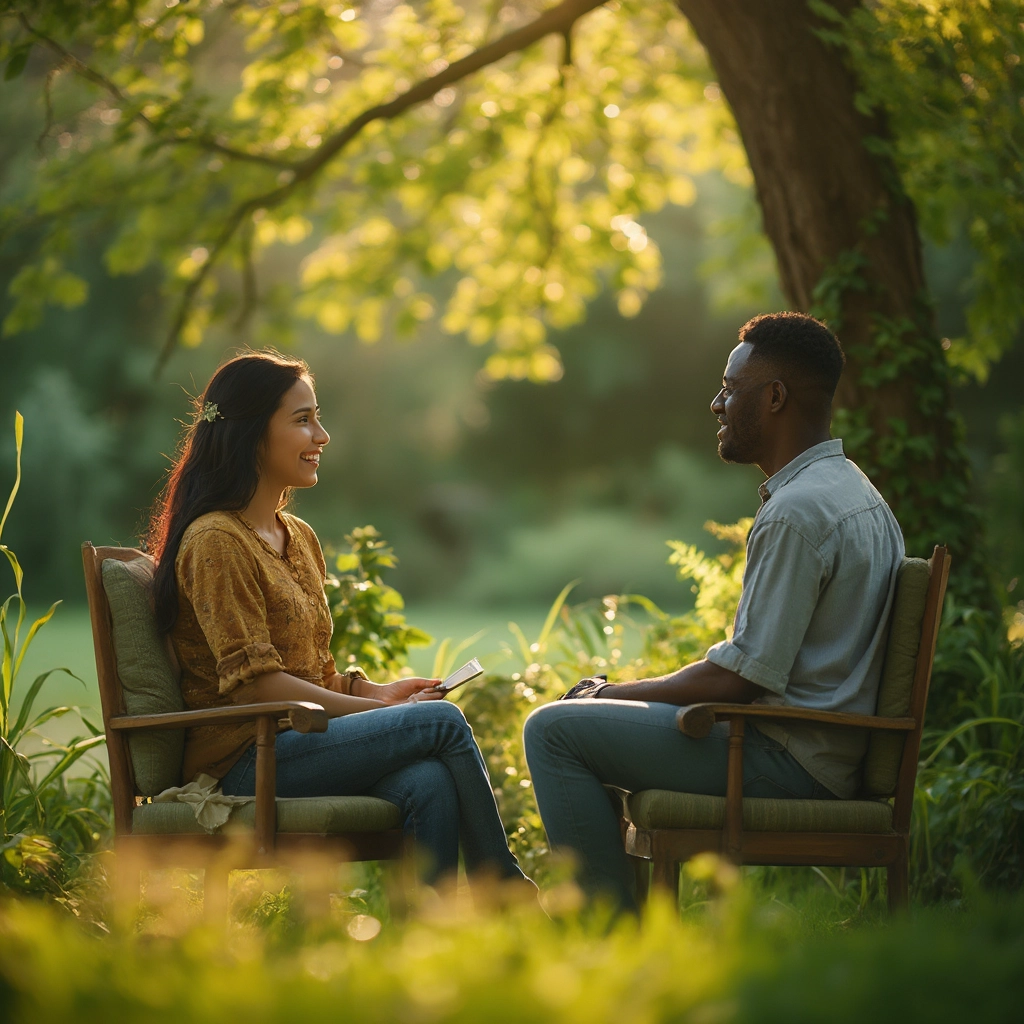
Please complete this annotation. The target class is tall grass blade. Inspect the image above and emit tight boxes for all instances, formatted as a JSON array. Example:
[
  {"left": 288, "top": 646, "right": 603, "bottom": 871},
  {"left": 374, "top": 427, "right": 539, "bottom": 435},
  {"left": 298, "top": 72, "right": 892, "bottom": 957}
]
[
  {"left": 436, "top": 630, "right": 486, "bottom": 679},
  {"left": 20, "top": 705, "right": 80, "bottom": 744},
  {"left": 620, "top": 594, "right": 667, "bottom": 619},
  {"left": 11, "top": 601, "right": 60, "bottom": 681},
  {"left": 1, "top": 595, "right": 16, "bottom": 715},
  {"left": 922, "top": 716, "right": 1024, "bottom": 767},
  {"left": 430, "top": 638, "right": 450, "bottom": 680},
  {"left": 537, "top": 580, "right": 579, "bottom": 649},
  {"left": 0, "top": 411, "right": 23, "bottom": 542},
  {"left": 35, "top": 736, "right": 106, "bottom": 791},
  {"left": 11, "top": 669, "right": 78, "bottom": 741},
  {"left": 507, "top": 621, "right": 533, "bottom": 663}
]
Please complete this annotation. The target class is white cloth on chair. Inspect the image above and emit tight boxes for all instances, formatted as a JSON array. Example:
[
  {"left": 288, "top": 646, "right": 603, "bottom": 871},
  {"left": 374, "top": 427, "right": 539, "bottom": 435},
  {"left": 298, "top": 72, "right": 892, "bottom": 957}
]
[{"left": 153, "top": 773, "right": 253, "bottom": 832}]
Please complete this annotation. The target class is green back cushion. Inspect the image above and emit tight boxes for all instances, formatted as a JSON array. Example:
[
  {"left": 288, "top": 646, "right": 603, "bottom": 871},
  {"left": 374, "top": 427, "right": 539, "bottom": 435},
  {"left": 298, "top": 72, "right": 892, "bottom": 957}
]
[
  {"left": 101, "top": 558, "right": 185, "bottom": 796},
  {"left": 861, "top": 557, "right": 930, "bottom": 798}
]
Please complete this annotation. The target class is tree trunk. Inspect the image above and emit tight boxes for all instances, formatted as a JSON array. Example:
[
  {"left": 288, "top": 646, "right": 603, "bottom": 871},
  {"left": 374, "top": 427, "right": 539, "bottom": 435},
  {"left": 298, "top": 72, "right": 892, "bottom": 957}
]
[{"left": 675, "top": 0, "right": 989, "bottom": 604}]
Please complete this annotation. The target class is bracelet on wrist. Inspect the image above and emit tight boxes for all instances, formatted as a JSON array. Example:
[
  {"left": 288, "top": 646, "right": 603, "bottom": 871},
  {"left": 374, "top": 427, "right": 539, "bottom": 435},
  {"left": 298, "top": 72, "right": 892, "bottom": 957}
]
[{"left": 341, "top": 666, "right": 370, "bottom": 694}]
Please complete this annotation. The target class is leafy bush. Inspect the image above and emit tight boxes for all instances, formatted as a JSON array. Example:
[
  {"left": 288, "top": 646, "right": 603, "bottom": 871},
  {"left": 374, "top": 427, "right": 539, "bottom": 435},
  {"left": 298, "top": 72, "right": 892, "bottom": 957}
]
[
  {"left": 913, "top": 602, "right": 1024, "bottom": 899},
  {"left": 324, "top": 526, "right": 432, "bottom": 678},
  {"left": 986, "top": 407, "right": 1024, "bottom": 588},
  {"left": 454, "top": 517, "right": 1024, "bottom": 905},
  {"left": 442, "top": 576, "right": 677, "bottom": 881},
  {"left": 2, "top": 875, "right": 1024, "bottom": 1024},
  {"left": 456, "top": 522, "right": 753, "bottom": 884},
  {"left": 638, "top": 518, "right": 751, "bottom": 674},
  {"left": 0, "top": 413, "right": 109, "bottom": 907}
]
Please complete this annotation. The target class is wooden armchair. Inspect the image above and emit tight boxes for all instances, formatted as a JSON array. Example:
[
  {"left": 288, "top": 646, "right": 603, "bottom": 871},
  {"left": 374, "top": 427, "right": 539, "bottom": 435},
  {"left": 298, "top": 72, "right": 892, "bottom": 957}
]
[
  {"left": 82, "top": 543, "right": 405, "bottom": 891},
  {"left": 623, "top": 545, "right": 951, "bottom": 912}
]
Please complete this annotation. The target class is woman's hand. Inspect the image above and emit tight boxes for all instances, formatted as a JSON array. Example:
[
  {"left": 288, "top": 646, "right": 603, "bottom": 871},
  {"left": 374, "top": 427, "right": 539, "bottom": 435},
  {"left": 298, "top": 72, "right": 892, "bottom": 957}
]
[{"left": 364, "top": 676, "right": 444, "bottom": 706}]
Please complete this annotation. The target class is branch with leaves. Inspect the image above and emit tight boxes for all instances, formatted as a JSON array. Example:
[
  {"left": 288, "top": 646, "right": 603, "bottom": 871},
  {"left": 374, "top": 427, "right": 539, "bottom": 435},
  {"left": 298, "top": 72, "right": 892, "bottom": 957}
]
[
  {"left": 155, "top": 0, "right": 606, "bottom": 369},
  {"left": 0, "top": 0, "right": 734, "bottom": 378}
]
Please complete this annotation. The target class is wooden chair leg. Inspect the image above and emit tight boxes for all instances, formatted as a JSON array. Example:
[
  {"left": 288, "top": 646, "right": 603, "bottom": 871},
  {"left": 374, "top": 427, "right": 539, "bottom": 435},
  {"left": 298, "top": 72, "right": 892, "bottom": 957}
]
[
  {"left": 254, "top": 716, "right": 277, "bottom": 858},
  {"left": 651, "top": 856, "right": 679, "bottom": 899},
  {"left": 887, "top": 842, "right": 909, "bottom": 913},
  {"left": 631, "top": 856, "right": 651, "bottom": 906}
]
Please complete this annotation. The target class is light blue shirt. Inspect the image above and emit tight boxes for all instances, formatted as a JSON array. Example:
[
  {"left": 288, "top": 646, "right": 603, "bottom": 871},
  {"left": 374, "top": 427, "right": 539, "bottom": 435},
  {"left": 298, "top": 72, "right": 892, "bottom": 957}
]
[{"left": 705, "top": 439, "right": 905, "bottom": 798}]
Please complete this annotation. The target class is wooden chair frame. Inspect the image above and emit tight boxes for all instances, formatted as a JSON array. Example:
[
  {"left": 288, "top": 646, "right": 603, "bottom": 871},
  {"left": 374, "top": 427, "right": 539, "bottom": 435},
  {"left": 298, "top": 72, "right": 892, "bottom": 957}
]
[
  {"left": 83, "top": 542, "right": 405, "bottom": 879},
  {"left": 624, "top": 545, "right": 951, "bottom": 912}
]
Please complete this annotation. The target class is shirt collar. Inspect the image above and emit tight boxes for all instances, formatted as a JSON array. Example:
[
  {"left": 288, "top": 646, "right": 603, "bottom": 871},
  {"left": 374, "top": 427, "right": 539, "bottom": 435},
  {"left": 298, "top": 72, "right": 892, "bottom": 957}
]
[{"left": 758, "top": 439, "right": 845, "bottom": 504}]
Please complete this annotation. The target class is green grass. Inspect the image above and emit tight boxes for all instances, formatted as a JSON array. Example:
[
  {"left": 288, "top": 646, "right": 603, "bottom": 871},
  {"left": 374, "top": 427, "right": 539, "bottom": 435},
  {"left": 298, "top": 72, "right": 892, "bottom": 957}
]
[
  {"left": 1, "top": 872, "right": 1021, "bottom": 1024},
  {"left": 14, "top": 603, "right": 559, "bottom": 712},
  {"left": 12, "top": 602, "right": 610, "bottom": 760},
  {"left": 16, "top": 600, "right": 653, "bottom": 714}
]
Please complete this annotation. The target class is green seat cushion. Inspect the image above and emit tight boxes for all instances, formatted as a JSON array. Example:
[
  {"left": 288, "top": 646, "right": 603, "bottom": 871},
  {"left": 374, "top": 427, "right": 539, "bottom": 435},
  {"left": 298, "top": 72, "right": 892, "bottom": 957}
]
[
  {"left": 862, "top": 556, "right": 930, "bottom": 798},
  {"left": 627, "top": 789, "right": 893, "bottom": 833},
  {"left": 133, "top": 795, "right": 402, "bottom": 835},
  {"left": 102, "top": 557, "right": 185, "bottom": 796}
]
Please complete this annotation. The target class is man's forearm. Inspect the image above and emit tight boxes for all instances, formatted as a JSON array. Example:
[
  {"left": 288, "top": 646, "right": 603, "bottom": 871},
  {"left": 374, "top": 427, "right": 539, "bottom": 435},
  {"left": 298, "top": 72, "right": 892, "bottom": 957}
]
[{"left": 600, "top": 659, "right": 764, "bottom": 706}]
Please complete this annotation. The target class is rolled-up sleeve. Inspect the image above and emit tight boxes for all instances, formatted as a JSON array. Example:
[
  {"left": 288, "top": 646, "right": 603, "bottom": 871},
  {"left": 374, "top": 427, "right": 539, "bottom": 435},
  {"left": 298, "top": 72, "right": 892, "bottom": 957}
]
[
  {"left": 705, "top": 519, "right": 826, "bottom": 695},
  {"left": 177, "top": 528, "right": 287, "bottom": 695}
]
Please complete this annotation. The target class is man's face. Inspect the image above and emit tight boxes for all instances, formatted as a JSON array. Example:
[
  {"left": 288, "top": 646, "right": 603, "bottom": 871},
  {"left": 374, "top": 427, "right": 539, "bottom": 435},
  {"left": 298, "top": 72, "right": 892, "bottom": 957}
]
[{"left": 711, "top": 343, "right": 772, "bottom": 464}]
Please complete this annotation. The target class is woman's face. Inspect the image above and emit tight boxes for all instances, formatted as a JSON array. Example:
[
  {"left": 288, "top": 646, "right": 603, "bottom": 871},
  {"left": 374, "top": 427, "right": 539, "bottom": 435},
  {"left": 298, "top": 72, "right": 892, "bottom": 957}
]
[{"left": 259, "top": 376, "right": 330, "bottom": 493}]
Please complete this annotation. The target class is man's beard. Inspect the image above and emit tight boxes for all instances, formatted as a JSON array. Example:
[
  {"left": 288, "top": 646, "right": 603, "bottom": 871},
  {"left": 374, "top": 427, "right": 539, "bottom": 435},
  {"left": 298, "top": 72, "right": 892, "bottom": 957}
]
[{"left": 717, "top": 406, "right": 761, "bottom": 464}]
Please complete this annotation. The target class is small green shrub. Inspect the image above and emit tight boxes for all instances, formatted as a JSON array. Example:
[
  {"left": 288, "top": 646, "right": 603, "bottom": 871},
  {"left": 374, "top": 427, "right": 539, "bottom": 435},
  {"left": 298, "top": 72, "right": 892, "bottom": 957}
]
[
  {"left": 324, "top": 525, "right": 432, "bottom": 678},
  {"left": 639, "top": 518, "right": 751, "bottom": 674}
]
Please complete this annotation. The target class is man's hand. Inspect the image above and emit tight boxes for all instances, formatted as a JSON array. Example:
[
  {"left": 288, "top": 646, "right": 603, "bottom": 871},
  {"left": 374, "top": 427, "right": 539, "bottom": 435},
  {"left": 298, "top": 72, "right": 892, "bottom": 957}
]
[
  {"left": 559, "top": 676, "right": 610, "bottom": 700},
  {"left": 587, "top": 660, "right": 765, "bottom": 706}
]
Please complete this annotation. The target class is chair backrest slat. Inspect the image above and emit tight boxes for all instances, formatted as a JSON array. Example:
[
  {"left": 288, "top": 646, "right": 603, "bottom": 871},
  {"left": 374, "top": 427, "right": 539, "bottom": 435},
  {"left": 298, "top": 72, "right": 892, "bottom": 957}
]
[
  {"left": 82, "top": 543, "right": 140, "bottom": 835},
  {"left": 891, "top": 546, "right": 951, "bottom": 833}
]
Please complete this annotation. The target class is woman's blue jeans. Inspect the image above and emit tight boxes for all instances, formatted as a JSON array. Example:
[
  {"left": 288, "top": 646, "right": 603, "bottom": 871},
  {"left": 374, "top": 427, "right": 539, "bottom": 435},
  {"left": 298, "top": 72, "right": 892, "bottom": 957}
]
[
  {"left": 221, "top": 700, "right": 526, "bottom": 886},
  {"left": 523, "top": 699, "right": 837, "bottom": 911}
]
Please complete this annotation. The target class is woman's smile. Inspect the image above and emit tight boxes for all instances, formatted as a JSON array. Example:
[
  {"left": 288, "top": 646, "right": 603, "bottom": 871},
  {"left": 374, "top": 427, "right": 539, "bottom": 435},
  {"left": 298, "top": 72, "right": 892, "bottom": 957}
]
[{"left": 259, "top": 377, "right": 330, "bottom": 493}]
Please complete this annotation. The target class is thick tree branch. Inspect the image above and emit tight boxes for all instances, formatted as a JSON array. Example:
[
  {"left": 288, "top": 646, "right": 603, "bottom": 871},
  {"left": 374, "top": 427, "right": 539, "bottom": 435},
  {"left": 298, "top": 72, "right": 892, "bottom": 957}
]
[
  {"left": 288, "top": 0, "right": 605, "bottom": 186},
  {"left": 36, "top": 62, "right": 65, "bottom": 153},
  {"left": 155, "top": 0, "right": 606, "bottom": 371}
]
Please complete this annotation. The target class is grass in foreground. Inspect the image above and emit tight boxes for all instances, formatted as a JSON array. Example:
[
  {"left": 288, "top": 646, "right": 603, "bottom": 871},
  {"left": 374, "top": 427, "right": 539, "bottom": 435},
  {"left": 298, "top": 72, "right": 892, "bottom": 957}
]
[{"left": 1, "top": 860, "right": 1022, "bottom": 1024}]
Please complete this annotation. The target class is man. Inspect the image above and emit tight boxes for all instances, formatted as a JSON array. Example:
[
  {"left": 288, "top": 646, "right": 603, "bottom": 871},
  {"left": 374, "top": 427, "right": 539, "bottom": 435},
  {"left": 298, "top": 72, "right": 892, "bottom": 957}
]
[{"left": 523, "top": 312, "right": 905, "bottom": 909}]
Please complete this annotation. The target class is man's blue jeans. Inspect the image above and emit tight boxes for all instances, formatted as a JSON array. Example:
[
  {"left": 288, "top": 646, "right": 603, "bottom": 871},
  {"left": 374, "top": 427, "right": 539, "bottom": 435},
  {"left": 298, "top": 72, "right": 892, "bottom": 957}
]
[
  {"left": 523, "top": 699, "right": 837, "bottom": 910},
  {"left": 221, "top": 700, "right": 526, "bottom": 886}
]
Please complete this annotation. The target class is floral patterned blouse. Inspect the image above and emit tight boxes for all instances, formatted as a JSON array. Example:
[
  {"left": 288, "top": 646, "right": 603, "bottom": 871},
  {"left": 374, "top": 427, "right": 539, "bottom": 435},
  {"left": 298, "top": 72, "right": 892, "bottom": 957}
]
[{"left": 172, "top": 510, "right": 350, "bottom": 782}]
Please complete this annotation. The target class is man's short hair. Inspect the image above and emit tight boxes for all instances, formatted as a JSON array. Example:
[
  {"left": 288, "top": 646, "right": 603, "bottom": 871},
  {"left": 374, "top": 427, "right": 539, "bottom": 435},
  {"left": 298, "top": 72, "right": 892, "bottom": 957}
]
[{"left": 738, "top": 312, "right": 846, "bottom": 399}]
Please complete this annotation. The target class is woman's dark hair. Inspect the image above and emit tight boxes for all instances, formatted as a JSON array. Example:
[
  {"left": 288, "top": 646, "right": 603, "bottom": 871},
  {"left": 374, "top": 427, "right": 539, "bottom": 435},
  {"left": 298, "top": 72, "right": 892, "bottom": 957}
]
[{"left": 148, "top": 350, "right": 311, "bottom": 633}]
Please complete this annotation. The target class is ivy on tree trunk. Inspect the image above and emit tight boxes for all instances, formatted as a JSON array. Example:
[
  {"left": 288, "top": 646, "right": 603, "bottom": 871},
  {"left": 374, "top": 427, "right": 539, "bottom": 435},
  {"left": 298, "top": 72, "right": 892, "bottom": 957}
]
[{"left": 677, "top": 0, "right": 991, "bottom": 605}]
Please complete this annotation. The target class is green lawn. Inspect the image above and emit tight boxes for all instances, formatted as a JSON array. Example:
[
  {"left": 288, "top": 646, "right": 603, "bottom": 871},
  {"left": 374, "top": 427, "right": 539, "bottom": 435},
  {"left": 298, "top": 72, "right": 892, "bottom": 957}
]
[
  {"left": 12, "top": 602, "right": 573, "bottom": 756},
  {"left": 14, "top": 598, "right": 657, "bottom": 774}
]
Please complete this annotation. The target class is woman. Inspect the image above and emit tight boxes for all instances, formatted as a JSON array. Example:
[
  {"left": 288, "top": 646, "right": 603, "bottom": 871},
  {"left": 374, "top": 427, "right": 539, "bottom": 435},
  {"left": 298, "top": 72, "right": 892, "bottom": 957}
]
[{"left": 148, "top": 350, "right": 527, "bottom": 887}]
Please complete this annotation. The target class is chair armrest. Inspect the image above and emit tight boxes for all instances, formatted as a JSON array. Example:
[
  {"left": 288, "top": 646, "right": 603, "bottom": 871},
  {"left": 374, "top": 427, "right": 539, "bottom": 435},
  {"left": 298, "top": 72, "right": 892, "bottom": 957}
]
[
  {"left": 676, "top": 702, "right": 915, "bottom": 739},
  {"left": 108, "top": 701, "right": 329, "bottom": 735}
]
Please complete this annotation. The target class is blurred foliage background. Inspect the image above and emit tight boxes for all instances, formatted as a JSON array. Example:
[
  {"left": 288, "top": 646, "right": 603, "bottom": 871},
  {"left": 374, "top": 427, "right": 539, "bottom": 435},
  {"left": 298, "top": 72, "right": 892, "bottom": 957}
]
[
  {"left": 0, "top": 0, "right": 1021, "bottom": 944},
  {"left": 0, "top": 143, "right": 1020, "bottom": 613},
  {"left": 0, "top": 0, "right": 1021, "bottom": 614}
]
